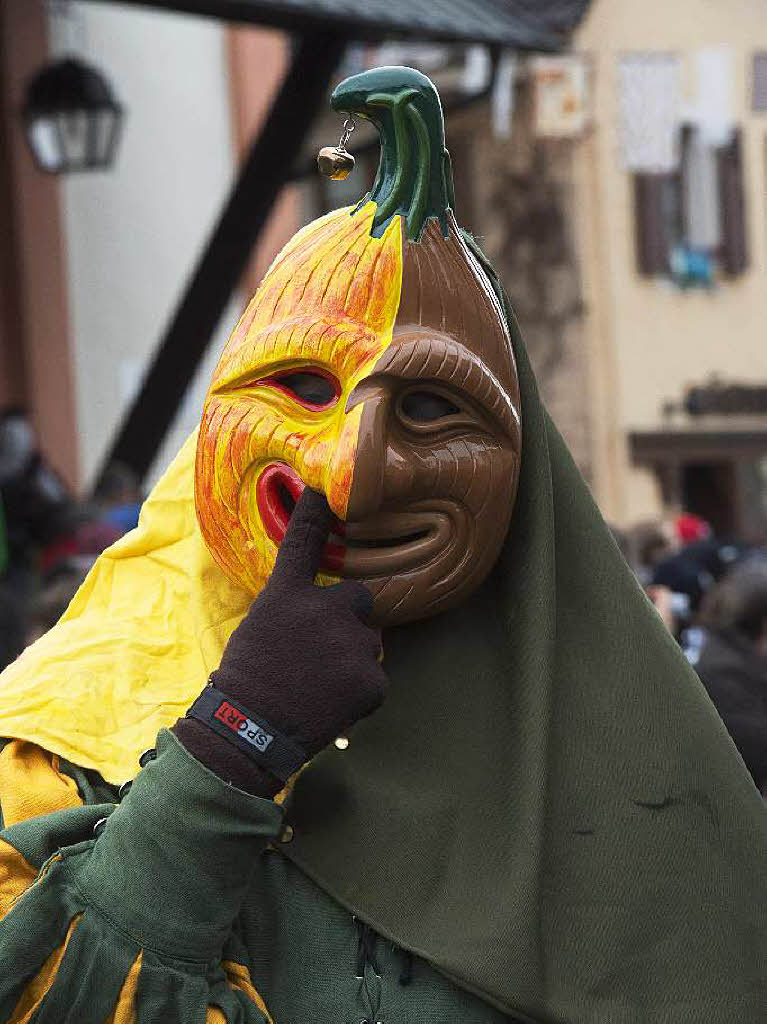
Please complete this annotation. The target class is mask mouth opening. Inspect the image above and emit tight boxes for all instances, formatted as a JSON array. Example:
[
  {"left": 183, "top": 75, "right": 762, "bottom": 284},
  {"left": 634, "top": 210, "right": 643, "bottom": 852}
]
[
  {"left": 256, "top": 462, "right": 449, "bottom": 577},
  {"left": 340, "top": 512, "right": 448, "bottom": 577},
  {"left": 277, "top": 482, "right": 297, "bottom": 517},
  {"left": 257, "top": 463, "right": 344, "bottom": 572},
  {"left": 343, "top": 530, "right": 429, "bottom": 550}
]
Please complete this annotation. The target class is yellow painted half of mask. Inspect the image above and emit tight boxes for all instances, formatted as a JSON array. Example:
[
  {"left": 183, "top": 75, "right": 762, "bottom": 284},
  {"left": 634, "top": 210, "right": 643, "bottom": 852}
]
[
  {"left": 196, "top": 201, "right": 403, "bottom": 595},
  {"left": 0, "top": 203, "right": 403, "bottom": 784}
]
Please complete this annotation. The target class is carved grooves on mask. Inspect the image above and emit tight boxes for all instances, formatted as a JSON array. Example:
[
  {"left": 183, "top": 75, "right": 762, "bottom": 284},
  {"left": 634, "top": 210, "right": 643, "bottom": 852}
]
[
  {"left": 212, "top": 204, "right": 401, "bottom": 391},
  {"left": 395, "top": 214, "right": 519, "bottom": 408},
  {"left": 343, "top": 210, "right": 521, "bottom": 621},
  {"left": 372, "top": 334, "right": 521, "bottom": 447},
  {"left": 248, "top": 205, "right": 397, "bottom": 346}
]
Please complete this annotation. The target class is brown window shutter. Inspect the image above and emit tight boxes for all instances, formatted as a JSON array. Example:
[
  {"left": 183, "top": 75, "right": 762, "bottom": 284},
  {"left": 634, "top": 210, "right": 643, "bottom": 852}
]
[
  {"left": 717, "top": 127, "right": 748, "bottom": 275},
  {"left": 633, "top": 172, "right": 670, "bottom": 275}
]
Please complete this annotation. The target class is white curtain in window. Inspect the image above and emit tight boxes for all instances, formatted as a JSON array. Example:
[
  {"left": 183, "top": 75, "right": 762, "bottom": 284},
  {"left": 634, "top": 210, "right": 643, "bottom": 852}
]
[
  {"left": 684, "top": 127, "right": 721, "bottom": 250},
  {"left": 695, "top": 48, "right": 734, "bottom": 147},
  {"left": 618, "top": 53, "right": 681, "bottom": 172}
]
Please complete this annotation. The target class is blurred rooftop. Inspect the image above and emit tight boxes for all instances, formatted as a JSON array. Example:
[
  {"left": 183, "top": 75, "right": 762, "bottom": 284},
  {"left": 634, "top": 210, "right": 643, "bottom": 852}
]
[{"left": 79, "top": 0, "right": 590, "bottom": 48}]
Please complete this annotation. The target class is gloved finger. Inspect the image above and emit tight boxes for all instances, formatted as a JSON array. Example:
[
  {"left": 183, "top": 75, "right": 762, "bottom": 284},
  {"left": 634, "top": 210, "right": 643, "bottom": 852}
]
[
  {"left": 326, "top": 579, "right": 375, "bottom": 622},
  {"left": 273, "top": 486, "right": 335, "bottom": 583}
]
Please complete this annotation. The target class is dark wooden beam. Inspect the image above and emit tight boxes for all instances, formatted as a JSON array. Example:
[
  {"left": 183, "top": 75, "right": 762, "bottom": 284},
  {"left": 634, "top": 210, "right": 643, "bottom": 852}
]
[
  {"left": 94, "top": 31, "right": 346, "bottom": 488},
  {"left": 630, "top": 428, "right": 767, "bottom": 462},
  {"left": 79, "top": 0, "right": 566, "bottom": 50}
]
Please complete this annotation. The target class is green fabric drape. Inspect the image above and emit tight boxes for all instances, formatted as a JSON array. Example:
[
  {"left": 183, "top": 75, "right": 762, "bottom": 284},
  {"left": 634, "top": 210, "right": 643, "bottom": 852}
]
[{"left": 282, "top": 238, "right": 767, "bottom": 1023}]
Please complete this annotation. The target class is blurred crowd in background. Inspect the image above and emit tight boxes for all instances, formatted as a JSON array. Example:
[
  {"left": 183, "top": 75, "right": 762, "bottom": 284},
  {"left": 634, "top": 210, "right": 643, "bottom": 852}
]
[
  {"left": 0, "top": 408, "right": 142, "bottom": 666},
  {"left": 614, "top": 513, "right": 767, "bottom": 793}
]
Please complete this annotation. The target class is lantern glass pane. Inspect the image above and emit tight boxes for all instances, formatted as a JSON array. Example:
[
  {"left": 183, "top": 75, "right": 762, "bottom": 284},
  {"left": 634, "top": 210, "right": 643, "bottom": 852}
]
[
  {"left": 27, "top": 116, "right": 64, "bottom": 172},
  {"left": 58, "top": 110, "right": 90, "bottom": 168},
  {"left": 93, "top": 108, "right": 119, "bottom": 165}
]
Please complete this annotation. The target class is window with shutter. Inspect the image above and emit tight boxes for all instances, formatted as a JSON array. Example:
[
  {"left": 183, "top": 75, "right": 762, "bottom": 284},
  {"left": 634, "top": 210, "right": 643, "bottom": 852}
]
[
  {"left": 622, "top": 52, "right": 748, "bottom": 284},
  {"left": 631, "top": 124, "right": 747, "bottom": 281},
  {"left": 717, "top": 127, "right": 748, "bottom": 275}
]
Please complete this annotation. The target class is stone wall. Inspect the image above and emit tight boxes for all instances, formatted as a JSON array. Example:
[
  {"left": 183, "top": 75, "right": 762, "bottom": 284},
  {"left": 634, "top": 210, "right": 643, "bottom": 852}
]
[{"left": 448, "top": 86, "right": 593, "bottom": 482}]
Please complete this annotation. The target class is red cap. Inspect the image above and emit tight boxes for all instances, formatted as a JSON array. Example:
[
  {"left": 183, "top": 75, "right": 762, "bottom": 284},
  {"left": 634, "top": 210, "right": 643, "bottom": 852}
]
[{"left": 675, "top": 513, "right": 711, "bottom": 544}]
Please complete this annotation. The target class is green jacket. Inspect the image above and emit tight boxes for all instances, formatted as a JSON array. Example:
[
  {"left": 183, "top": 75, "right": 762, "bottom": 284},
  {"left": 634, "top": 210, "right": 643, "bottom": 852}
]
[{"left": 0, "top": 729, "right": 515, "bottom": 1023}]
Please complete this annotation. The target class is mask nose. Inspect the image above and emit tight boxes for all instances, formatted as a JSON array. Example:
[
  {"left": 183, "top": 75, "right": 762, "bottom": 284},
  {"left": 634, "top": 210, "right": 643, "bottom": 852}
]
[
  {"left": 342, "top": 389, "right": 389, "bottom": 522},
  {"left": 329, "top": 380, "right": 420, "bottom": 523},
  {"left": 321, "top": 396, "right": 378, "bottom": 520}
]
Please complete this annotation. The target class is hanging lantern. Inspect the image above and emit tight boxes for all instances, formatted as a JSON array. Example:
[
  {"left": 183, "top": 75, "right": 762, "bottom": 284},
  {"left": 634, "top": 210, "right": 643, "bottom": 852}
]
[{"left": 22, "top": 57, "right": 124, "bottom": 174}]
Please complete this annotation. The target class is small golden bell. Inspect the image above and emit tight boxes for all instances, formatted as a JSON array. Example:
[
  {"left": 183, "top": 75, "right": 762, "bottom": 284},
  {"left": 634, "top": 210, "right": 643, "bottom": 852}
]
[{"left": 317, "top": 146, "right": 355, "bottom": 180}]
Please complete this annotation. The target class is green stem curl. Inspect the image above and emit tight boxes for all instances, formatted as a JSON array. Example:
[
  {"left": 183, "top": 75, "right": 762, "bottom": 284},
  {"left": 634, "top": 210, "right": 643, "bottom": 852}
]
[{"left": 330, "top": 67, "right": 454, "bottom": 241}]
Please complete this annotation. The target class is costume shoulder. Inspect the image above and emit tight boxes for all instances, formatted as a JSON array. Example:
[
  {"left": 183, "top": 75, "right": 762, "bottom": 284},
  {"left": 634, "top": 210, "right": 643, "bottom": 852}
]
[{"left": 0, "top": 730, "right": 280, "bottom": 1023}]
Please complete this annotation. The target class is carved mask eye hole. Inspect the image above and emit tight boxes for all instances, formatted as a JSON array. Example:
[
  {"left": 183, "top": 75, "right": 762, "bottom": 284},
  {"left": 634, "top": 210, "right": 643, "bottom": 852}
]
[
  {"left": 400, "top": 390, "right": 460, "bottom": 422},
  {"left": 260, "top": 369, "right": 340, "bottom": 410},
  {"left": 396, "top": 384, "right": 478, "bottom": 436}
]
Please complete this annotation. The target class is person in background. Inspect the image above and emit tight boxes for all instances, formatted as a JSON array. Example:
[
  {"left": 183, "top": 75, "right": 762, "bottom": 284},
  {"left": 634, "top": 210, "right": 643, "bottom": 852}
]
[
  {"left": 628, "top": 520, "right": 677, "bottom": 586},
  {"left": 651, "top": 515, "right": 745, "bottom": 634},
  {"left": 0, "top": 408, "right": 77, "bottom": 592},
  {"left": 609, "top": 523, "right": 678, "bottom": 634},
  {"left": 0, "top": 497, "right": 23, "bottom": 670},
  {"left": 23, "top": 571, "right": 89, "bottom": 647},
  {"left": 0, "top": 584, "right": 24, "bottom": 671},
  {"left": 695, "top": 558, "right": 767, "bottom": 794},
  {"left": 0, "top": 412, "right": 131, "bottom": 663},
  {"left": 92, "top": 461, "right": 144, "bottom": 534},
  {"left": 674, "top": 512, "right": 711, "bottom": 546}
]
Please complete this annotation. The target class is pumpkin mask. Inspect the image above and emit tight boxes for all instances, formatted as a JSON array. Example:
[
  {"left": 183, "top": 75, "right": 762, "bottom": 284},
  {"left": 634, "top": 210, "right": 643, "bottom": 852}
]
[{"left": 195, "top": 67, "right": 522, "bottom": 624}]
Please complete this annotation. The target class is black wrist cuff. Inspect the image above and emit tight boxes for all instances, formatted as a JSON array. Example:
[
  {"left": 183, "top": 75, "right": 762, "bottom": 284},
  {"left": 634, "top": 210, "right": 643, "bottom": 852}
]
[{"left": 186, "top": 684, "right": 307, "bottom": 783}]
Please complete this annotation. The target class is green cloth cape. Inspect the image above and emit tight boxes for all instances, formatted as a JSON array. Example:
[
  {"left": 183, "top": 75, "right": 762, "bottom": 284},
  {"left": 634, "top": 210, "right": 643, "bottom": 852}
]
[{"left": 282, "top": 241, "right": 767, "bottom": 1023}]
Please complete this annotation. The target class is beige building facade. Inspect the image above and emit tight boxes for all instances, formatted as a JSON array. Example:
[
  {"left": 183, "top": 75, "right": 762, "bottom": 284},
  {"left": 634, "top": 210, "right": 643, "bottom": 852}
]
[{"left": 570, "top": 0, "right": 767, "bottom": 539}]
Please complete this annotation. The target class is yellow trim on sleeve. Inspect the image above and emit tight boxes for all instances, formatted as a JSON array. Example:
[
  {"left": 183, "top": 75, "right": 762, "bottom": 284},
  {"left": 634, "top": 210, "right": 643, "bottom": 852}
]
[
  {"left": 222, "top": 960, "right": 274, "bottom": 1023},
  {"left": 0, "top": 837, "right": 41, "bottom": 922},
  {"left": 7, "top": 913, "right": 82, "bottom": 1023},
  {"left": 0, "top": 741, "right": 82, "bottom": 828},
  {"left": 105, "top": 951, "right": 142, "bottom": 1024}
]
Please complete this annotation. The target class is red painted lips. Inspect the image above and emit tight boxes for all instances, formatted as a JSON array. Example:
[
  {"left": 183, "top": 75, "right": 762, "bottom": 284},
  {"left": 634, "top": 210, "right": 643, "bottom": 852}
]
[{"left": 256, "top": 463, "right": 345, "bottom": 572}]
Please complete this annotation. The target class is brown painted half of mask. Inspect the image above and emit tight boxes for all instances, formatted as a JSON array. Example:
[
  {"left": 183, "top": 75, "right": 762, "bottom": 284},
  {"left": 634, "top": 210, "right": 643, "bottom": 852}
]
[{"left": 342, "top": 213, "right": 521, "bottom": 622}]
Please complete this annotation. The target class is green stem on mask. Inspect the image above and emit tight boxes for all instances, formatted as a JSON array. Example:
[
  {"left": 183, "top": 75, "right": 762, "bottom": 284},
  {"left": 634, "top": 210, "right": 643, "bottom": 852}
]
[{"left": 330, "top": 67, "right": 455, "bottom": 241}]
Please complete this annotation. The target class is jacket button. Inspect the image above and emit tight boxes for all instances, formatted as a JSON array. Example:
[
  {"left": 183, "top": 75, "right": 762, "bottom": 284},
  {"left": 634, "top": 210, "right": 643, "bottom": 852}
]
[{"left": 280, "top": 825, "right": 295, "bottom": 843}]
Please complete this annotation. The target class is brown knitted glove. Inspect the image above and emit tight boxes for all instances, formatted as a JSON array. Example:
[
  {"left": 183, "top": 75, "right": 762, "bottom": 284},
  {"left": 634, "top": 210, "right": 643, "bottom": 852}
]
[{"left": 174, "top": 488, "right": 386, "bottom": 797}]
